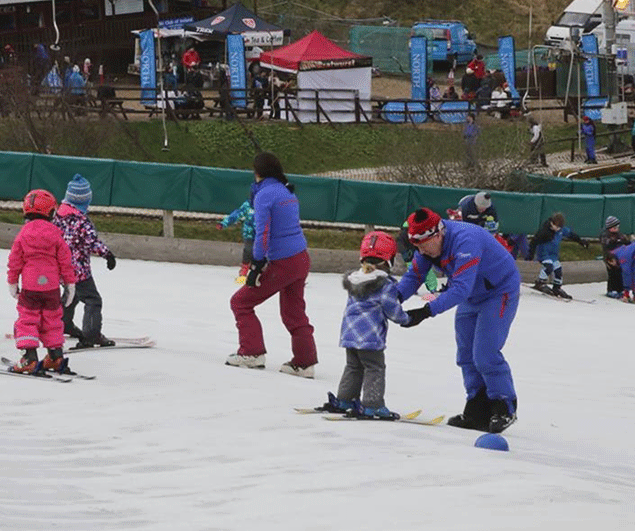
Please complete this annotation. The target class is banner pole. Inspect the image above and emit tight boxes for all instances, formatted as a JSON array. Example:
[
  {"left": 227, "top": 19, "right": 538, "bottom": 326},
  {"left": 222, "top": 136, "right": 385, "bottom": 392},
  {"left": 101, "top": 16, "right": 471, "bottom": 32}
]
[{"left": 148, "top": 0, "right": 169, "bottom": 152}]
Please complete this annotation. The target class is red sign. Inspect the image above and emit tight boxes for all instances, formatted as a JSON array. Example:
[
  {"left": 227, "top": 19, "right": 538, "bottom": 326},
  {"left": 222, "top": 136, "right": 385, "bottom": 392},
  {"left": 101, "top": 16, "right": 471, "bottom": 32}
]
[{"left": 211, "top": 16, "right": 226, "bottom": 25}]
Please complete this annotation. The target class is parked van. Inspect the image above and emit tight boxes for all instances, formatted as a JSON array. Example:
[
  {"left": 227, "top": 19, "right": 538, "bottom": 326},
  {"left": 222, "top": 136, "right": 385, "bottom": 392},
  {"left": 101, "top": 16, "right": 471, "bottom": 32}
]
[
  {"left": 544, "top": 0, "right": 603, "bottom": 47},
  {"left": 411, "top": 20, "right": 477, "bottom": 64}
]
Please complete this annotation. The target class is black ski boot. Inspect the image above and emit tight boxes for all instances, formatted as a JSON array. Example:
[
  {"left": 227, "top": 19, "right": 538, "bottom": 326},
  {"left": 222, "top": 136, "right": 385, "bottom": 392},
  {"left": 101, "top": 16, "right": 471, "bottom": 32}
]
[
  {"left": 488, "top": 398, "right": 517, "bottom": 433},
  {"left": 551, "top": 285, "right": 572, "bottom": 300},
  {"left": 65, "top": 324, "right": 85, "bottom": 341},
  {"left": 532, "top": 279, "right": 553, "bottom": 295},
  {"left": 447, "top": 387, "right": 491, "bottom": 431}
]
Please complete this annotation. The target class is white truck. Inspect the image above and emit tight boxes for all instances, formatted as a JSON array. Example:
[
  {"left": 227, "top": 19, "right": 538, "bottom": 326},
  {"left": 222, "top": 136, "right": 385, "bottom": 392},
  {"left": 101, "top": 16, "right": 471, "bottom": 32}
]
[
  {"left": 544, "top": 0, "right": 604, "bottom": 48},
  {"left": 546, "top": 0, "right": 635, "bottom": 72}
]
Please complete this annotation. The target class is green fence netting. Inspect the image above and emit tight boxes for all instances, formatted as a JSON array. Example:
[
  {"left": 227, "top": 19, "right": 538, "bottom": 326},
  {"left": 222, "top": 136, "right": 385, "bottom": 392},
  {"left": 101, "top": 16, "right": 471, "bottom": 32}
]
[{"left": 1, "top": 152, "right": 634, "bottom": 237}]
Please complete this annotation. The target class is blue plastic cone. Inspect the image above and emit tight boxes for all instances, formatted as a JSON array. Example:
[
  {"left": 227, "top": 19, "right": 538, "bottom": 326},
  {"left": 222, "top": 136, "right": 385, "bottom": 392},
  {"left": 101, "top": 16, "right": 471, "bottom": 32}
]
[{"left": 474, "top": 433, "right": 509, "bottom": 451}]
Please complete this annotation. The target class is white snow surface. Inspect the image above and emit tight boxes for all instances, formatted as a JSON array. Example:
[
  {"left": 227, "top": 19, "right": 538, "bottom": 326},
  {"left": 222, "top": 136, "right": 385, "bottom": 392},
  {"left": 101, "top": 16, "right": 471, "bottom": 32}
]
[{"left": 0, "top": 249, "right": 633, "bottom": 531}]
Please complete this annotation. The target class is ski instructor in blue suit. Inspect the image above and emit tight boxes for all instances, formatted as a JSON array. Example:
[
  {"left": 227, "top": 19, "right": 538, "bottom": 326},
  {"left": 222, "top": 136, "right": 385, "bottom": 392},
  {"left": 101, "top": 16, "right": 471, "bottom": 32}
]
[{"left": 398, "top": 208, "right": 520, "bottom": 433}]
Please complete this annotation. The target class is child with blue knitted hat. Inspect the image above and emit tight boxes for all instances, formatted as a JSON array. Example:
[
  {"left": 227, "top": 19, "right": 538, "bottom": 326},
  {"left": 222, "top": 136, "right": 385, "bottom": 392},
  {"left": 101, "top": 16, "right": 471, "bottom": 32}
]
[{"left": 53, "top": 174, "right": 117, "bottom": 348}]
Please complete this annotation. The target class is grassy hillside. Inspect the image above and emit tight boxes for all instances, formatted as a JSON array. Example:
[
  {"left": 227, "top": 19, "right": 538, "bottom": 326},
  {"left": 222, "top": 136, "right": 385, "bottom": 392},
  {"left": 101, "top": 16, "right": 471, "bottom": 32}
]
[{"left": 262, "top": 0, "right": 571, "bottom": 48}]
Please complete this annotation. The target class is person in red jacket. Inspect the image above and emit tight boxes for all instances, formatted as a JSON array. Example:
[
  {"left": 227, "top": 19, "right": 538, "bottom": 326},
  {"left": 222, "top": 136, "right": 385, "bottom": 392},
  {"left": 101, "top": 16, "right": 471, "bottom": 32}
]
[
  {"left": 181, "top": 45, "right": 201, "bottom": 71},
  {"left": 7, "top": 189, "right": 77, "bottom": 374},
  {"left": 467, "top": 54, "right": 486, "bottom": 79}
]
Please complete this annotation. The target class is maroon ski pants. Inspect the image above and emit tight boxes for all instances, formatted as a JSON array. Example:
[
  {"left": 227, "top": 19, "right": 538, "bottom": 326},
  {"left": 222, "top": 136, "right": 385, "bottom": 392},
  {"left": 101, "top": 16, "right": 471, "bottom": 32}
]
[{"left": 230, "top": 250, "right": 318, "bottom": 367}]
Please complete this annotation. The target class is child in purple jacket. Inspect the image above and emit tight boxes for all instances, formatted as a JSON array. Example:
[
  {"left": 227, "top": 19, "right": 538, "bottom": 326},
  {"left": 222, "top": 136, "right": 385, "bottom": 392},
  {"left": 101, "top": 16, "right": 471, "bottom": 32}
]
[{"left": 53, "top": 174, "right": 117, "bottom": 349}]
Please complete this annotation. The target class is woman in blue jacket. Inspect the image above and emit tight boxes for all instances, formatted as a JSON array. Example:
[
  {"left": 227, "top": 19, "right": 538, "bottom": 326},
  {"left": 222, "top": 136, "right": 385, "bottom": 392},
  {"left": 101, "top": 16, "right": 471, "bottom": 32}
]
[{"left": 227, "top": 152, "right": 318, "bottom": 378}]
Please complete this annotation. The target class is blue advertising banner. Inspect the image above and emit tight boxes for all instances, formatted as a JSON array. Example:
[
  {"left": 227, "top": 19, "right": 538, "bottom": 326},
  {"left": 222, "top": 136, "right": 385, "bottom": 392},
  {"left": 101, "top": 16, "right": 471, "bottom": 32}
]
[
  {"left": 410, "top": 36, "right": 427, "bottom": 101},
  {"left": 581, "top": 34, "right": 600, "bottom": 97},
  {"left": 438, "top": 100, "right": 470, "bottom": 124},
  {"left": 227, "top": 34, "right": 247, "bottom": 108},
  {"left": 498, "top": 36, "right": 520, "bottom": 101},
  {"left": 139, "top": 29, "right": 156, "bottom": 106},
  {"left": 381, "top": 101, "right": 427, "bottom": 124}
]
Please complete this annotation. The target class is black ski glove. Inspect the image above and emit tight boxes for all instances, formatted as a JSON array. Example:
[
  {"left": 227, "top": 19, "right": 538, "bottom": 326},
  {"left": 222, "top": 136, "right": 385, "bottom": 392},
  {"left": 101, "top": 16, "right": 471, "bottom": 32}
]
[
  {"left": 401, "top": 304, "right": 432, "bottom": 328},
  {"left": 106, "top": 251, "right": 116, "bottom": 270},
  {"left": 246, "top": 258, "right": 267, "bottom": 287}
]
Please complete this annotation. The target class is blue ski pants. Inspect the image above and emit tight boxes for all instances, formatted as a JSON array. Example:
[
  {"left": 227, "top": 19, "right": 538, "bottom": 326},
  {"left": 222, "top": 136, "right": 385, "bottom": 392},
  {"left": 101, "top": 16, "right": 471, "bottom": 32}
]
[{"left": 454, "top": 289, "right": 519, "bottom": 413}]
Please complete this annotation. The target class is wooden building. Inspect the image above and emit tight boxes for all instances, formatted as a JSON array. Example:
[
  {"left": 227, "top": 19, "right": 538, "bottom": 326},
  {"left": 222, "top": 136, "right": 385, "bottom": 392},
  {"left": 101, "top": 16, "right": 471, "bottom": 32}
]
[{"left": 0, "top": 1, "right": 221, "bottom": 75}]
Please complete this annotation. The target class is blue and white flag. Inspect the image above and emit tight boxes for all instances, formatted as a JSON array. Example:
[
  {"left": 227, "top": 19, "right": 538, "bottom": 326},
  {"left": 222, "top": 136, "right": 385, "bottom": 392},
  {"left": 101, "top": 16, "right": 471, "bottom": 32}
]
[
  {"left": 410, "top": 36, "right": 428, "bottom": 102},
  {"left": 498, "top": 36, "right": 520, "bottom": 101},
  {"left": 227, "top": 34, "right": 247, "bottom": 108},
  {"left": 139, "top": 29, "right": 156, "bottom": 106},
  {"left": 581, "top": 34, "right": 600, "bottom": 97}
]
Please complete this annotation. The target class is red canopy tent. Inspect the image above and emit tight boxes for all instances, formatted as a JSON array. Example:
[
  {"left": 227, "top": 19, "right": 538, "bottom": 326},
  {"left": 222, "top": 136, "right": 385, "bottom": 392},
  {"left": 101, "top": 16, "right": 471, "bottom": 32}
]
[
  {"left": 259, "top": 30, "right": 371, "bottom": 73},
  {"left": 259, "top": 31, "right": 372, "bottom": 122}
]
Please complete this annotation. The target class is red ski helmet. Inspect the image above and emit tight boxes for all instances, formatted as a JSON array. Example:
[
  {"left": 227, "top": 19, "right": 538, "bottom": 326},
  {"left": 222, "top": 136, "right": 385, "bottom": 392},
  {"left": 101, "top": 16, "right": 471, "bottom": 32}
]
[
  {"left": 23, "top": 189, "right": 57, "bottom": 218},
  {"left": 360, "top": 231, "right": 397, "bottom": 265},
  {"left": 407, "top": 208, "right": 443, "bottom": 243}
]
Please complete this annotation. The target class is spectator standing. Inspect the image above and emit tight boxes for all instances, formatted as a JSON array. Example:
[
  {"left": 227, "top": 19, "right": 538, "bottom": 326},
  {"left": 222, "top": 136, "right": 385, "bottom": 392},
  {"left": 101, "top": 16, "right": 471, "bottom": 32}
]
[
  {"left": 82, "top": 58, "right": 92, "bottom": 83},
  {"left": 460, "top": 68, "right": 479, "bottom": 101},
  {"left": 182, "top": 44, "right": 201, "bottom": 71},
  {"left": 31, "top": 43, "right": 50, "bottom": 91},
  {"left": 463, "top": 113, "right": 479, "bottom": 168},
  {"left": 467, "top": 54, "right": 486, "bottom": 80},
  {"left": 528, "top": 116, "right": 548, "bottom": 167},
  {"left": 581, "top": 115, "right": 597, "bottom": 164}
]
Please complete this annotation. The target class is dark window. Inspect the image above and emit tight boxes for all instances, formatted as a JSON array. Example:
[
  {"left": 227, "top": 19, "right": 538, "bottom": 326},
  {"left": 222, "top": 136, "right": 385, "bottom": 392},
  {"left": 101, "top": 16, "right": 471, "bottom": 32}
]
[
  {"left": 78, "top": 1, "right": 100, "bottom": 22},
  {"left": 0, "top": 13, "right": 16, "bottom": 32},
  {"left": 21, "top": 7, "right": 44, "bottom": 29}
]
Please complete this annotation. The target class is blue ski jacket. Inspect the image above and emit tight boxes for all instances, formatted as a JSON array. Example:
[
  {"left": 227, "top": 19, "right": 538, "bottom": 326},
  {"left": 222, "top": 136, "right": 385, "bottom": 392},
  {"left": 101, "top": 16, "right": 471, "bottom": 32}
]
[
  {"left": 219, "top": 200, "right": 255, "bottom": 241},
  {"left": 340, "top": 269, "right": 410, "bottom": 351},
  {"left": 397, "top": 221, "right": 520, "bottom": 315},
  {"left": 611, "top": 242, "right": 635, "bottom": 292},
  {"left": 528, "top": 221, "right": 583, "bottom": 262},
  {"left": 251, "top": 177, "right": 307, "bottom": 261}
]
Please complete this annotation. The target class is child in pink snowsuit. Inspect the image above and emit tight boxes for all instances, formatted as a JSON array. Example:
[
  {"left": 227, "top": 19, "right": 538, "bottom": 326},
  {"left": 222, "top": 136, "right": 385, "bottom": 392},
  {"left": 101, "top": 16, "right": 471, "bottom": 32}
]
[{"left": 7, "top": 189, "right": 77, "bottom": 374}]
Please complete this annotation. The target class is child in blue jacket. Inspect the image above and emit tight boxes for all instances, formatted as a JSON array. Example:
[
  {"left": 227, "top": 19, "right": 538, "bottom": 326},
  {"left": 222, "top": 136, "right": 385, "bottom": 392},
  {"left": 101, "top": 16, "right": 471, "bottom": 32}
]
[
  {"left": 217, "top": 192, "right": 255, "bottom": 282},
  {"left": 527, "top": 212, "right": 588, "bottom": 299},
  {"left": 325, "top": 231, "right": 413, "bottom": 419}
]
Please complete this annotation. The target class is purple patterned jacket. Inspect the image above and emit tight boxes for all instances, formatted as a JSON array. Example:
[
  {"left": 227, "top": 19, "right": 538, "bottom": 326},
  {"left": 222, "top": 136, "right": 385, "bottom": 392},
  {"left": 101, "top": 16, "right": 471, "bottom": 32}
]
[{"left": 52, "top": 202, "right": 110, "bottom": 282}]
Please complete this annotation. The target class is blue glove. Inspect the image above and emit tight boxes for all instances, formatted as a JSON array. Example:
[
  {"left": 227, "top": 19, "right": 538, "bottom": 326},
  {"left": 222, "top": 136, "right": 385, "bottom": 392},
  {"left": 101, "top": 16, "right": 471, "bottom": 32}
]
[{"left": 246, "top": 258, "right": 267, "bottom": 287}]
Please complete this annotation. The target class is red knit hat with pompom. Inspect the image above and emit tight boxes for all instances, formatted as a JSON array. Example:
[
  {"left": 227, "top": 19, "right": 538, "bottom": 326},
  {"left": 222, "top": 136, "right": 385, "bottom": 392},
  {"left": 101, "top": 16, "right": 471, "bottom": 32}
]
[{"left": 407, "top": 208, "right": 443, "bottom": 243}]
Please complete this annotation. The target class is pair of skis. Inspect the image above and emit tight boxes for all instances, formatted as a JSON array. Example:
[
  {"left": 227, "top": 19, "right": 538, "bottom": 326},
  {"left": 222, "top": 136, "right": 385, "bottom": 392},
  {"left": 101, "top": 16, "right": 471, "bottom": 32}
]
[
  {"left": 294, "top": 407, "right": 445, "bottom": 426},
  {"left": 0, "top": 357, "right": 82, "bottom": 382},
  {"left": 4, "top": 333, "right": 156, "bottom": 353},
  {"left": 1, "top": 335, "right": 155, "bottom": 382},
  {"left": 523, "top": 284, "right": 596, "bottom": 304}
]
